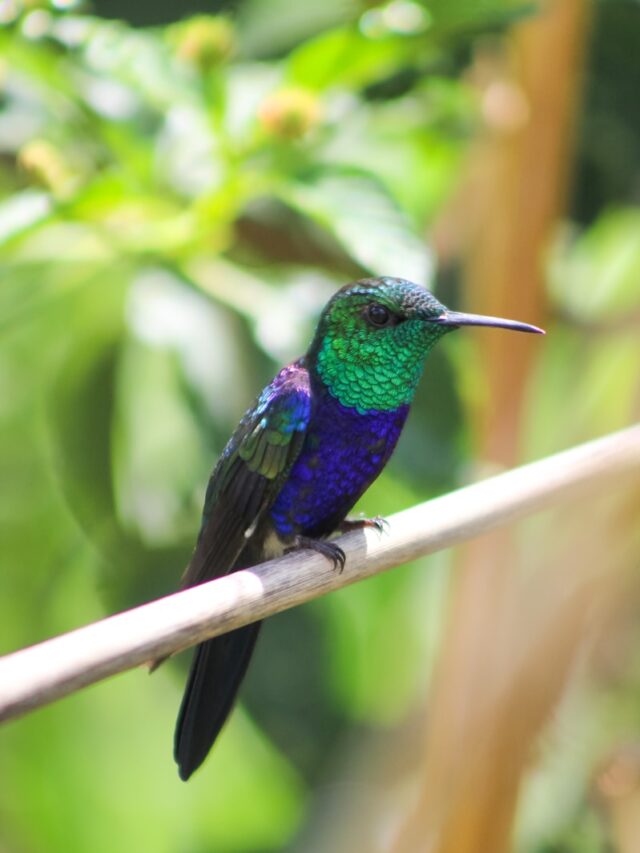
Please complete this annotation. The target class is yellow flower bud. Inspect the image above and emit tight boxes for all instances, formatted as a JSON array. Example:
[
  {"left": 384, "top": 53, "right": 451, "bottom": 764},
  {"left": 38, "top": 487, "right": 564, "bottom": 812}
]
[
  {"left": 258, "top": 88, "right": 322, "bottom": 141},
  {"left": 18, "top": 138, "right": 76, "bottom": 197},
  {"left": 174, "top": 16, "right": 235, "bottom": 71}
]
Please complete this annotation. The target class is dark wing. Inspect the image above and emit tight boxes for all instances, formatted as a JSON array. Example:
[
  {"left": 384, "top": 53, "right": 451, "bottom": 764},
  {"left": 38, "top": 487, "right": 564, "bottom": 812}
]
[{"left": 181, "top": 364, "right": 311, "bottom": 589}]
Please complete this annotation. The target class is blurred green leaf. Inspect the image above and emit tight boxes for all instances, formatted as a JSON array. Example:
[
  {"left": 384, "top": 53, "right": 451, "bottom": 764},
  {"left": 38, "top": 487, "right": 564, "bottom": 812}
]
[
  {"left": 287, "top": 25, "right": 415, "bottom": 91},
  {"left": 550, "top": 208, "right": 640, "bottom": 320},
  {"left": 425, "top": 0, "right": 536, "bottom": 33},
  {"left": 237, "top": 0, "right": 357, "bottom": 57},
  {"left": 45, "top": 270, "right": 129, "bottom": 562},
  {"left": 0, "top": 190, "right": 53, "bottom": 247},
  {"left": 280, "top": 169, "right": 433, "bottom": 282}
]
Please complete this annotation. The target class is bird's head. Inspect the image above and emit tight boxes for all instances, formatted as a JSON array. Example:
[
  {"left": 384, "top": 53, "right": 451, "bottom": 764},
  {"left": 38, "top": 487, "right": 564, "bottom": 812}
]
[{"left": 308, "top": 276, "right": 543, "bottom": 413}]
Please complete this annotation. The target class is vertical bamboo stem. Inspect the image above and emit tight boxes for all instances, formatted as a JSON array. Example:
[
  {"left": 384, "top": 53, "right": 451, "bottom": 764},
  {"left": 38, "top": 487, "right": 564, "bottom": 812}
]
[{"left": 394, "top": 2, "right": 591, "bottom": 850}]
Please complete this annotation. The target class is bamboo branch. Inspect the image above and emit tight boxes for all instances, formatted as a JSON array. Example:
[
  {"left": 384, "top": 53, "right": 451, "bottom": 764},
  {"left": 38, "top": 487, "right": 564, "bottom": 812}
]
[{"left": 1, "top": 424, "right": 639, "bottom": 724}]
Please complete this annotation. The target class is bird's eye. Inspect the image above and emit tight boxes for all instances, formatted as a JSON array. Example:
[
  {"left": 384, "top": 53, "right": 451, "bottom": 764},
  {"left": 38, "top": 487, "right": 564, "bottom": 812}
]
[{"left": 365, "top": 303, "right": 394, "bottom": 328}]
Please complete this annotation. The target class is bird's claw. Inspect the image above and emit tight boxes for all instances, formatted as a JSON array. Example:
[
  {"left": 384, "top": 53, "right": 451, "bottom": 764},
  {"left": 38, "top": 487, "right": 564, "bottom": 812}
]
[
  {"left": 339, "top": 515, "right": 389, "bottom": 536},
  {"left": 368, "top": 515, "right": 389, "bottom": 534},
  {"left": 286, "top": 536, "right": 346, "bottom": 573}
]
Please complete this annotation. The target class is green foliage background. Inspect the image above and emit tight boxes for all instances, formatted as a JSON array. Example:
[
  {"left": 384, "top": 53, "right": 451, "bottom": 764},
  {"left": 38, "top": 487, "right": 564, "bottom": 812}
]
[{"left": 1, "top": 0, "right": 639, "bottom": 850}]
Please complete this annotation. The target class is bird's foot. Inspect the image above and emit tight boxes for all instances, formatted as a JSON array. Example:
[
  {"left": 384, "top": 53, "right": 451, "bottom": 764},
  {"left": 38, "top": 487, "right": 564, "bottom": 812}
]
[
  {"left": 286, "top": 535, "right": 346, "bottom": 573},
  {"left": 339, "top": 515, "right": 388, "bottom": 535}
]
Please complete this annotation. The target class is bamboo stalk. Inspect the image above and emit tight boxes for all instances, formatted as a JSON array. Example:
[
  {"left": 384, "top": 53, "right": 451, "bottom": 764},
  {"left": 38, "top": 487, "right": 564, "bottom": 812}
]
[
  {"left": 395, "top": 3, "right": 594, "bottom": 850},
  {"left": 0, "top": 424, "right": 638, "bottom": 725}
]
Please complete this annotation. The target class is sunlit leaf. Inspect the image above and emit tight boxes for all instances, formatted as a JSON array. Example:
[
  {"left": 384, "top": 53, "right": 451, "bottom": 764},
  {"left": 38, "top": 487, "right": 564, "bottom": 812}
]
[
  {"left": 0, "top": 190, "right": 52, "bottom": 247},
  {"left": 280, "top": 170, "right": 433, "bottom": 283},
  {"left": 549, "top": 208, "right": 640, "bottom": 320},
  {"left": 287, "top": 25, "right": 414, "bottom": 91}
]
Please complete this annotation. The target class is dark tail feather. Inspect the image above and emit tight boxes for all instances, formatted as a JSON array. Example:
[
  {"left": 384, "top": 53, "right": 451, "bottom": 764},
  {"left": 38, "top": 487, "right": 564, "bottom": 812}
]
[{"left": 174, "top": 622, "right": 261, "bottom": 780}]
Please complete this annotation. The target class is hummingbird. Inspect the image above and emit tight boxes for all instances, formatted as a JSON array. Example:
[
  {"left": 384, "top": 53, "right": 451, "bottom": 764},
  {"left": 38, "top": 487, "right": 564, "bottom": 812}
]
[{"left": 171, "top": 276, "right": 544, "bottom": 780}]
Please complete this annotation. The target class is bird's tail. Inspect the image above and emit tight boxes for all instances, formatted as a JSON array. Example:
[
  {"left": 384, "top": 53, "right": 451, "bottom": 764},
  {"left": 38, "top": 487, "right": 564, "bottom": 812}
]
[{"left": 174, "top": 622, "right": 261, "bottom": 781}]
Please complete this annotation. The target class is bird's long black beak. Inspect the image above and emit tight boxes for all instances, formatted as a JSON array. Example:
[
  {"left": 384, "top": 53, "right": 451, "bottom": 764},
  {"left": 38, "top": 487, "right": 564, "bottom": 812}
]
[{"left": 433, "top": 310, "right": 545, "bottom": 335}]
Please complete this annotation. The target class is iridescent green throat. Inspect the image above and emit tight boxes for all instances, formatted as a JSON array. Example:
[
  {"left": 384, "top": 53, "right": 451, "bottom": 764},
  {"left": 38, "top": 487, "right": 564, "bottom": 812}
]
[{"left": 314, "top": 320, "right": 446, "bottom": 413}]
